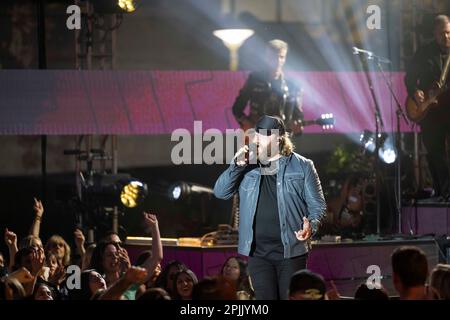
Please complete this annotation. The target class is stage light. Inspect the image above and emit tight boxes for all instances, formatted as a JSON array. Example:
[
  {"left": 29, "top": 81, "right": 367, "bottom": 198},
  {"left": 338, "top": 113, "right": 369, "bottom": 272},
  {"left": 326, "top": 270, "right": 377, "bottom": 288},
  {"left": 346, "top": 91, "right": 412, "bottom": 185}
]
[
  {"left": 120, "top": 180, "right": 147, "bottom": 208},
  {"left": 118, "top": 0, "right": 136, "bottom": 13},
  {"left": 378, "top": 135, "right": 397, "bottom": 164},
  {"left": 171, "top": 185, "right": 183, "bottom": 201},
  {"left": 213, "top": 29, "right": 254, "bottom": 47},
  {"left": 360, "top": 130, "right": 396, "bottom": 164},
  {"left": 168, "top": 181, "right": 214, "bottom": 201},
  {"left": 92, "top": 0, "right": 139, "bottom": 14},
  {"left": 379, "top": 147, "right": 397, "bottom": 164},
  {"left": 83, "top": 173, "right": 148, "bottom": 208},
  {"left": 360, "top": 130, "right": 375, "bottom": 153},
  {"left": 213, "top": 29, "right": 254, "bottom": 71}
]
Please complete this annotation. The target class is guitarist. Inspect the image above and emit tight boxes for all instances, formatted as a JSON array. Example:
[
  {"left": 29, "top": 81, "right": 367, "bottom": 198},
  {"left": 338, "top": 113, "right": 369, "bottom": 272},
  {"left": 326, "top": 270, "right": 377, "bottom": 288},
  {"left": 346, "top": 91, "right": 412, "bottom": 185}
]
[
  {"left": 232, "top": 39, "right": 304, "bottom": 135},
  {"left": 405, "top": 15, "right": 450, "bottom": 201}
]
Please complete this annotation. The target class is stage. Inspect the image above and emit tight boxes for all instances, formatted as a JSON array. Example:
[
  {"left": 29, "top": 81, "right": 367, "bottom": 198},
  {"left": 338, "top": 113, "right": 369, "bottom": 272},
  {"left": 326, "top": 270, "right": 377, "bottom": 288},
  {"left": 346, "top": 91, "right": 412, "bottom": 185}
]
[{"left": 126, "top": 235, "right": 442, "bottom": 298}]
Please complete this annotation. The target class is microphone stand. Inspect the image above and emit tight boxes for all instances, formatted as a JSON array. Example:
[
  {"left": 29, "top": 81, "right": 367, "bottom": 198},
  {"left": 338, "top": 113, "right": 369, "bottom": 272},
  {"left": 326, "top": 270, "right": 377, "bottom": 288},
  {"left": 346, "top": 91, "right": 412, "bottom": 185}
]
[
  {"left": 374, "top": 58, "right": 410, "bottom": 235},
  {"left": 358, "top": 54, "right": 385, "bottom": 236}
]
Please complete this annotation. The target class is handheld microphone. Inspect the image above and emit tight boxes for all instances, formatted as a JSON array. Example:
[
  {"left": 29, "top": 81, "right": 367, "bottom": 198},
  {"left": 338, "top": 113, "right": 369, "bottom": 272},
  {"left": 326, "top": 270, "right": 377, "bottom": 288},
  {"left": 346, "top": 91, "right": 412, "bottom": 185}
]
[{"left": 246, "top": 143, "right": 258, "bottom": 165}]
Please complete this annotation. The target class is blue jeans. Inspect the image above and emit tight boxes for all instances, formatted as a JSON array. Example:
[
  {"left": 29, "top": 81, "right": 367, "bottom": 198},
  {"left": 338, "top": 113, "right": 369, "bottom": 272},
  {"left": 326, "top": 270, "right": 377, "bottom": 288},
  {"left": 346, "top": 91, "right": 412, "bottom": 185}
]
[{"left": 248, "top": 254, "right": 308, "bottom": 300}]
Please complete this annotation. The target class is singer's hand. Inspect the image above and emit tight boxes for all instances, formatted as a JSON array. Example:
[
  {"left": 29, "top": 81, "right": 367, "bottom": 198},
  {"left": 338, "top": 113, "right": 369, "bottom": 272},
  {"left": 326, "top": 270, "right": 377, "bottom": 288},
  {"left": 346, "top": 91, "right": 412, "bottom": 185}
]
[
  {"left": 234, "top": 145, "right": 249, "bottom": 167},
  {"left": 414, "top": 90, "right": 425, "bottom": 104},
  {"left": 294, "top": 217, "right": 312, "bottom": 241}
]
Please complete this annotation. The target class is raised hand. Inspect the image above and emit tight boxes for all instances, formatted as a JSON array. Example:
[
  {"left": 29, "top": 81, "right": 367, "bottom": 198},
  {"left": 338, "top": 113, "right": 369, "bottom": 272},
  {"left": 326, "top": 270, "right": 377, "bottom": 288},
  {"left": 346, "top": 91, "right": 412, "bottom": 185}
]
[
  {"left": 234, "top": 145, "right": 250, "bottom": 167},
  {"left": 118, "top": 247, "right": 131, "bottom": 272},
  {"left": 150, "top": 263, "right": 162, "bottom": 282},
  {"left": 143, "top": 212, "right": 158, "bottom": 232},
  {"left": 124, "top": 266, "right": 148, "bottom": 284},
  {"left": 294, "top": 217, "right": 312, "bottom": 241},
  {"left": 33, "top": 197, "right": 44, "bottom": 219},
  {"left": 30, "top": 248, "right": 45, "bottom": 277},
  {"left": 74, "top": 228, "right": 85, "bottom": 248},
  {"left": 4, "top": 228, "right": 17, "bottom": 248}
]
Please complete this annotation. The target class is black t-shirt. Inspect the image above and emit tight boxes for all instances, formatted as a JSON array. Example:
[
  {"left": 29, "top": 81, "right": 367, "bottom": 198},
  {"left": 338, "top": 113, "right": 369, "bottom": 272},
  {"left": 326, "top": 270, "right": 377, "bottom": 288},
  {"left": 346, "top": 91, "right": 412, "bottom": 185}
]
[{"left": 250, "top": 172, "right": 284, "bottom": 260}]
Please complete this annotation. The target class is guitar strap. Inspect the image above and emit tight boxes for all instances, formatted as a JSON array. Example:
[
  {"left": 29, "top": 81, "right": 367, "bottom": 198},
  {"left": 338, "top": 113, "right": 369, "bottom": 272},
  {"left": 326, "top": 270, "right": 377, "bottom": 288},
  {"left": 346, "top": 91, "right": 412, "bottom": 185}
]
[{"left": 438, "top": 53, "right": 450, "bottom": 88}]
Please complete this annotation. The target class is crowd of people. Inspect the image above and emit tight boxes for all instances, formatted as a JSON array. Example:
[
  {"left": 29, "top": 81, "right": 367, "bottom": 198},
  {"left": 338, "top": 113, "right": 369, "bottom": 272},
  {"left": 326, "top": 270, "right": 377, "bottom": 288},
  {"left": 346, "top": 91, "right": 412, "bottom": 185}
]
[{"left": 0, "top": 198, "right": 450, "bottom": 301}]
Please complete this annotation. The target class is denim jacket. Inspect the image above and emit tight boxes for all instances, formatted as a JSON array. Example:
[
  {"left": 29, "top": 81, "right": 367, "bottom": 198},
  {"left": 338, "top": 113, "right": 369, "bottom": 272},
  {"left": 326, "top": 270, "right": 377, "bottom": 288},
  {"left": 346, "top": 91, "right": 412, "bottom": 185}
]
[{"left": 214, "top": 152, "right": 327, "bottom": 258}]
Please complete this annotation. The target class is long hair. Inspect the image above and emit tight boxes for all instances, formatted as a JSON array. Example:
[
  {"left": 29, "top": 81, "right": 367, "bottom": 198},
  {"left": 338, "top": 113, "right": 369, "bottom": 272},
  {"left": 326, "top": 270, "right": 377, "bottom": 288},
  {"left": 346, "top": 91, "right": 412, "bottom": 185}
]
[
  {"left": 171, "top": 269, "right": 198, "bottom": 300},
  {"left": 280, "top": 133, "right": 294, "bottom": 156},
  {"left": 221, "top": 256, "right": 248, "bottom": 288},
  {"left": 45, "top": 235, "right": 71, "bottom": 267},
  {"left": 154, "top": 260, "right": 187, "bottom": 293},
  {"left": 88, "top": 241, "right": 119, "bottom": 275},
  {"left": 221, "top": 256, "right": 254, "bottom": 299}
]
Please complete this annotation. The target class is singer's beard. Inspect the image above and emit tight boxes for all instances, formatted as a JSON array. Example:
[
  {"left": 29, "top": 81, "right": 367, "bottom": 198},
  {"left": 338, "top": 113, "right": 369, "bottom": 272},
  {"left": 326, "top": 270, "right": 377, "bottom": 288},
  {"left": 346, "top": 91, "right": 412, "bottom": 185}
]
[{"left": 256, "top": 141, "right": 278, "bottom": 163}]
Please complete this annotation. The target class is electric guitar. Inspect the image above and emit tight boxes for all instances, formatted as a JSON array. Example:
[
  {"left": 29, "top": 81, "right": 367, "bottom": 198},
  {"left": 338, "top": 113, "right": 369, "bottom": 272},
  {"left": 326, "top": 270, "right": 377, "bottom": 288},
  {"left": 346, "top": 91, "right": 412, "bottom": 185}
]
[
  {"left": 405, "top": 54, "right": 450, "bottom": 123},
  {"left": 300, "top": 113, "right": 335, "bottom": 131},
  {"left": 405, "top": 83, "right": 450, "bottom": 123},
  {"left": 239, "top": 113, "right": 335, "bottom": 133}
]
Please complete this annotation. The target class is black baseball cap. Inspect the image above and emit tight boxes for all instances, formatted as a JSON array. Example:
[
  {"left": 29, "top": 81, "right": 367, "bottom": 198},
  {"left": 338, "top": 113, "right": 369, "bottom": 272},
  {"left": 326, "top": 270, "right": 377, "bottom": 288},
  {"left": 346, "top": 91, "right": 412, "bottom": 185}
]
[{"left": 255, "top": 115, "right": 286, "bottom": 136}]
